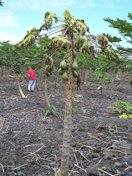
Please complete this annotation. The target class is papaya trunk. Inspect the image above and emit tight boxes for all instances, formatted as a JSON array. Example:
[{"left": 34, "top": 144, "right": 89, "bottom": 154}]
[{"left": 56, "top": 37, "right": 73, "bottom": 176}]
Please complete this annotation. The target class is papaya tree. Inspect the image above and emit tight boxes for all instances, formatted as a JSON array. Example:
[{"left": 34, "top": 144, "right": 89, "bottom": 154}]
[
  {"left": 42, "top": 11, "right": 90, "bottom": 176},
  {"left": 17, "top": 10, "right": 91, "bottom": 176}
]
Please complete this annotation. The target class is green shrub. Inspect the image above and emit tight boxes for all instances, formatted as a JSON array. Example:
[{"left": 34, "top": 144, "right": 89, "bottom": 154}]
[{"left": 109, "top": 100, "right": 132, "bottom": 118}]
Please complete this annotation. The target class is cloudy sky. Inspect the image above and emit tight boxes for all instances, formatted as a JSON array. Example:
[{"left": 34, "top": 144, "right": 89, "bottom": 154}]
[{"left": 0, "top": 0, "right": 131, "bottom": 45}]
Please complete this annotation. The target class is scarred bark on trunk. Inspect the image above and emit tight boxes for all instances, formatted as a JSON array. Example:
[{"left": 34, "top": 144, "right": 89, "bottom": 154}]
[{"left": 55, "top": 36, "right": 73, "bottom": 176}]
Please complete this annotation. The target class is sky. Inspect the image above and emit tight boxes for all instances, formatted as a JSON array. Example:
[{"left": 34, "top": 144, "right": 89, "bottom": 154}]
[{"left": 0, "top": 0, "right": 131, "bottom": 46}]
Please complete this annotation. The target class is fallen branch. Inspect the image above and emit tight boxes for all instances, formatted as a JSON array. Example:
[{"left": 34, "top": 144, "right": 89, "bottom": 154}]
[
  {"left": 74, "top": 153, "right": 86, "bottom": 172},
  {"left": 98, "top": 168, "right": 115, "bottom": 176},
  {"left": 74, "top": 153, "right": 79, "bottom": 166},
  {"left": 13, "top": 163, "right": 27, "bottom": 171},
  {"left": 86, "top": 132, "right": 109, "bottom": 144},
  {"left": 69, "top": 169, "right": 78, "bottom": 174},
  {"left": 0, "top": 163, "right": 4, "bottom": 173},
  {"left": 27, "top": 144, "right": 46, "bottom": 156},
  {"left": 74, "top": 164, "right": 86, "bottom": 172},
  {"left": 80, "top": 144, "right": 96, "bottom": 150},
  {"left": 33, "top": 169, "right": 41, "bottom": 176},
  {"left": 78, "top": 150, "right": 90, "bottom": 162},
  {"left": 13, "top": 131, "right": 22, "bottom": 138},
  {"left": 23, "top": 143, "right": 45, "bottom": 148},
  {"left": 109, "top": 128, "right": 132, "bottom": 136},
  {"left": 96, "top": 158, "right": 103, "bottom": 165},
  {"left": 124, "top": 165, "right": 132, "bottom": 171}
]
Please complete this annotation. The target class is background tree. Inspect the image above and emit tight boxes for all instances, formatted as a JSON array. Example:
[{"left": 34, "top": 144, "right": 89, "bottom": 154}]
[
  {"left": 0, "top": 40, "right": 50, "bottom": 98},
  {"left": 0, "top": 0, "right": 4, "bottom": 6},
  {"left": 0, "top": 41, "right": 28, "bottom": 97},
  {"left": 103, "top": 12, "right": 132, "bottom": 54},
  {"left": 103, "top": 13, "right": 132, "bottom": 83}
]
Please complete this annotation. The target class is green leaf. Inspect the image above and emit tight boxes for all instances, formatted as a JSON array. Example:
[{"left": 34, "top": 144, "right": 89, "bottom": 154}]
[
  {"left": 103, "top": 33, "right": 122, "bottom": 43},
  {"left": 128, "top": 13, "right": 132, "bottom": 20},
  {"left": 64, "top": 10, "right": 74, "bottom": 23},
  {"left": 109, "top": 100, "right": 132, "bottom": 114}
]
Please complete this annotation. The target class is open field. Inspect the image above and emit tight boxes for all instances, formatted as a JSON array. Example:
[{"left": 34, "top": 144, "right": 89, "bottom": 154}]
[{"left": 0, "top": 71, "right": 132, "bottom": 176}]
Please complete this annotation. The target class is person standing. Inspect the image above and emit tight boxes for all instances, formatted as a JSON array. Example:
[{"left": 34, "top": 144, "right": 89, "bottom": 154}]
[{"left": 27, "top": 66, "right": 37, "bottom": 92}]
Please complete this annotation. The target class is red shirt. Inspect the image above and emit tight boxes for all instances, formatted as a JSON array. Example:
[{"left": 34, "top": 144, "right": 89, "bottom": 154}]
[{"left": 27, "top": 69, "right": 37, "bottom": 80}]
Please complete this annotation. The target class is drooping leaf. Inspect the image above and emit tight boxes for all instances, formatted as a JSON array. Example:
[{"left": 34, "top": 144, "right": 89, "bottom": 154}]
[
  {"left": 44, "top": 11, "right": 58, "bottom": 30},
  {"left": 80, "top": 37, "right": 91, "bottom": 53},
  {"left": 18, "top": 28, "right": 39, "bottom": 47},
  {"left": 75, "top": 20, "right": 89, "bottom": 32},
  {"left": 52, "top": 35, "right": 71, "bottom": 47}
]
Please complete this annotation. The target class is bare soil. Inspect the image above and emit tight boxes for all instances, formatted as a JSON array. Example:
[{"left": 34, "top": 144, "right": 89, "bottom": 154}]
[{"left": 0, "top": 71, "right": 132, "bottom": 176}]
